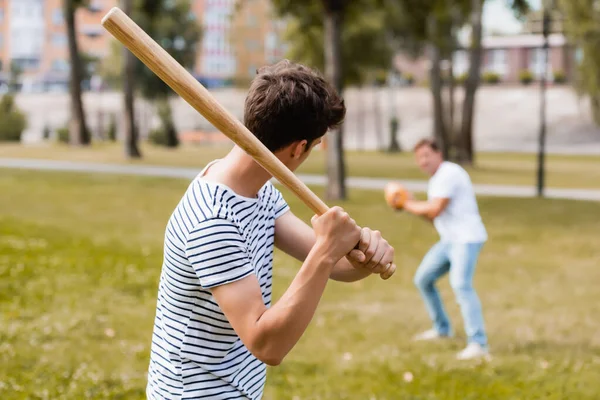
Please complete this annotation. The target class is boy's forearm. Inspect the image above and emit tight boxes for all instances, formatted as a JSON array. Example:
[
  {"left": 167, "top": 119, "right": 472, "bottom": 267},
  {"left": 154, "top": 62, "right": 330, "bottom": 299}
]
[
  {"left": 253, "top": 243, "right": 335, "bottom": 363},
  {"left": 331, "top": 257, "right": 372, "bottom": 282}
]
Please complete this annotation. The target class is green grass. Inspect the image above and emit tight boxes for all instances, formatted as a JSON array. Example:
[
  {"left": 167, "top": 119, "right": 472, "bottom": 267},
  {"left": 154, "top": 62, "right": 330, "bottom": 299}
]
[
  {"left": 2, "top": 142, "right": 600, "bottom": 189},
  {"left": 1, "top": 169, "right": 600, "bottom": 399}
]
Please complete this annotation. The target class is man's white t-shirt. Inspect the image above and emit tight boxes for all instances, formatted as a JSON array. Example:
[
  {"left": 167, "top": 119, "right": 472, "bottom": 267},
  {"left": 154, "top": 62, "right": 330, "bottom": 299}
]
[{"left": 427, "top": 161, "right": 487, "bottom": 243}]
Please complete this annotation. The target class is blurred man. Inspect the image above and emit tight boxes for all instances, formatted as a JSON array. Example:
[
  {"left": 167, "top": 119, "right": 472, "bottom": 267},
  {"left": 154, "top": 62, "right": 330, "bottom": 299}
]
[{"left": 402, "top": 139, "right": 489, "bottom": 360}]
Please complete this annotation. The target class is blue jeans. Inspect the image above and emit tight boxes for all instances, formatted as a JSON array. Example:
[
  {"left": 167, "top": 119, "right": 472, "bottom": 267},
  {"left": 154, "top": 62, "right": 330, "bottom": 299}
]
[{"left": 413, "top": 241, "right": 488, "bottom": 346}]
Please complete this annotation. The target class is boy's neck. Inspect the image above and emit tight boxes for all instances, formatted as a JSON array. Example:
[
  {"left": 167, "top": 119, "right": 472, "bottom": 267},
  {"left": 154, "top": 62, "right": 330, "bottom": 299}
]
[{"left": 205, "top": 146, "right": 274, "bottom": 198}]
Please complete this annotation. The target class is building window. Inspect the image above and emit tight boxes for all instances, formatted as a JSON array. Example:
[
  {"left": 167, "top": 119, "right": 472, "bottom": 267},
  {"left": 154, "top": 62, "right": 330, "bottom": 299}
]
[
  {"left": 12, "top": 58, "right": 41, "bottom": 71},
  {"left": 52, "top": 34, "right": 67, "bottom": 47},
  {"left": 248, "top": 65, "right": 257, "bottom": 77},
  {"left": 53, "top": 9, "right": 63, "bottom": 25},
  {"left": 51, "top": 59, "right": 70, "bottom": 72},
  {"left": 530, "top": 47, "right": 547, "bottom": 78},
  {"left": 453, "top": 50, "right": 469, "bottom": 76},
  {"left": 488, "top": 49, "right": 507, "bottom": 76},
  {"left": 246, "top": 14, "right": 257, "bottom": 27}
]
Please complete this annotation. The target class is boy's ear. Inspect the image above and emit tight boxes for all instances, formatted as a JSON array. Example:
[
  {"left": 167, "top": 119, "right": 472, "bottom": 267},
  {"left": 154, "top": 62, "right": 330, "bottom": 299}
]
[{"left": 290, "top": 140, "right": 308, "bottom": 159}]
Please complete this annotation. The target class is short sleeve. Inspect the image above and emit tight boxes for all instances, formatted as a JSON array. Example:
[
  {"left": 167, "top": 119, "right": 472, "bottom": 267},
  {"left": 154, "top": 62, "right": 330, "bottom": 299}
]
[
  {"left": 273, "top": 189, "right": 290, "bottom": 219},
  {"left": 429, "top": 166, "right": 458, "bottom": 199},
  {"left": 185, "top": 218, "right": 254, "bottom": 289}
]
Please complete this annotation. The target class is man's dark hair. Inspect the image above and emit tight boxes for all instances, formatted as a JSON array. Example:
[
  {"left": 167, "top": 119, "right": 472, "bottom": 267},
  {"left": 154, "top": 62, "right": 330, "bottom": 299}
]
[
  {"left": 413, "top": 138, "right": 440, "bottom": 153},
  {"left": 243, "top": 60, "right": 346, "bottom": 152}
]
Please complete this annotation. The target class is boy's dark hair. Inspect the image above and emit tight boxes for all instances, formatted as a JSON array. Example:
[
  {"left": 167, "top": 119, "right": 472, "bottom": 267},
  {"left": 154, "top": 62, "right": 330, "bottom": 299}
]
[
  {"left": 244, "top": 60, "right": 346, "bottom": 152},
  {"left": 413, "top": 138, "right": 440, "bottom": 153}
]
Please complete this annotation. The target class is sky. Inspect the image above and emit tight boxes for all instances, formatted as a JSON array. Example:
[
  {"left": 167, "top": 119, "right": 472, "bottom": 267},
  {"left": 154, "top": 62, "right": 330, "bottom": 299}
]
[{"left": 483, "top": 0, "right": 542, "bottom": 34}]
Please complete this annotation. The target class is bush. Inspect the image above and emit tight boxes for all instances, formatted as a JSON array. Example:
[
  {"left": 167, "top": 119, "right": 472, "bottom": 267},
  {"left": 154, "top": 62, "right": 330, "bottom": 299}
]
[
  {"left": 107, "top": 114, "right": 117, "bottom": 142},
  {"left": 42, "top": 125, "right": 51, "bottom": 140},
  {"left": 553, "top": 70, "right": 567, "bottom": 84},
  {"left": 455, "top": 73, "right": 468, "bottom": 84},
  {"left": 0, "top": 94, "right": 27, "bottom": 142},
  {"left": 519, "top": 69, "right": 534, "bottom": 85},
  {"left": 148, "top": 128, "right": 169, "bottom": 146},
  {"left": 403, "top": 73, "right": 415, "bottom": 85},
  {"left": 57, "top": 126, "right": 69, "bottom": 143},
  {"left": 482, "top": 71, "right": 501, "bottom": 85}
]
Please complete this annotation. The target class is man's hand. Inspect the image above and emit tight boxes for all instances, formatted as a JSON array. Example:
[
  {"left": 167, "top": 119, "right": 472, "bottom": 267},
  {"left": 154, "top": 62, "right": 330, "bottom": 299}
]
[{"left": 346, "top": 228, "right": 396, "bottom": 280}]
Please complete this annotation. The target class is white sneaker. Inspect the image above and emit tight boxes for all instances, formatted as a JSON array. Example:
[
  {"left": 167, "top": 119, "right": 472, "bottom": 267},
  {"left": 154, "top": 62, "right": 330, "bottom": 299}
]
[
  {"left": 456, "top": 343, "right": 490, "bottom": 360},
  {"left": 412, "top": 329, "right": 452, "bottom": 342}
]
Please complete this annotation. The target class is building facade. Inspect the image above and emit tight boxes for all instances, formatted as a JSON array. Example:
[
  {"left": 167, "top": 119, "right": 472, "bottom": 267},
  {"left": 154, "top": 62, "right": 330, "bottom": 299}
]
[
  {"left": 0, "top": 0, "right": 117, "bottom": 92},
  {"left": 0, "top": 0, "right": 288, "bottom": 92},
  {"left": 394, "top": 33, "right": 574, "bottom": 85}
]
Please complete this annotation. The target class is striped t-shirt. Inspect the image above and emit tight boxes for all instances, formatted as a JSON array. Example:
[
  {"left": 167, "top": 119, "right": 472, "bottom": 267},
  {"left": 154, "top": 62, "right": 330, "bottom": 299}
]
[{"left": 147, "top": 163, "right": 289, "bottom": 400}]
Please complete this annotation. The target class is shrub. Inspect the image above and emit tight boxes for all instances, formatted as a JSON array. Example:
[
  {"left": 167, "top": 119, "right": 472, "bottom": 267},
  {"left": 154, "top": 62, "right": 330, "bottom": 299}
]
[
  {"left": 553, "top": 70, "right": 567, "bottom": 84},
  {"left": 403, "top": 73, "right": 415, "bottom": 85},
  {"left": 148, "top": 128, "right": 169, "bottom": 146},
  {"left": 455, "top": 73, "right": 468, "bottom": 84},
  {"left": 56, "top": 126, "right": 70, "bottom": 143},
  {"left": 0, "top": 94, "right": 27, "bottom": 142},
  {"left": 482, "top": 71, "right": 501, "bottom": 85},
  {"left": 42, "top": 125, "right": 51, "bottom": 140},
  {"left": 107, "top": 114, "right": 117, "bottom": 142},
  {"left": 519, "top": 69, "right": 534, "bottom": 85}
]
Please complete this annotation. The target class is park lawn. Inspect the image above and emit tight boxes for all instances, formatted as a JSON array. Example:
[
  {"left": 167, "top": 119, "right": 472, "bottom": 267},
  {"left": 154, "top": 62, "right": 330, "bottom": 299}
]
[
  {"left": 1, "top": 142, "right": 600, "bottom": 189},
  {"left": 1, "top": 169, "right": 600, "bottom": 399}
]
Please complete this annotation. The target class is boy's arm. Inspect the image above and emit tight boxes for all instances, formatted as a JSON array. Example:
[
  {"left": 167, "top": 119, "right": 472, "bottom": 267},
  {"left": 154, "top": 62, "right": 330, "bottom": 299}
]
[
  {"left": 210, "top": 243, "right": 334, "bottom": 366},
  {"left": 274, "top": 211, "right": 395, "bottom": 282},
  {"left": 205, "top": 207, "right": 360, "bottom": 366}
]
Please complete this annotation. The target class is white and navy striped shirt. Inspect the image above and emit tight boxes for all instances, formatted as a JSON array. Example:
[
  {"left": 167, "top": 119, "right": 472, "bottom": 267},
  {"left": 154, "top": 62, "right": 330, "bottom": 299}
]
[{"left": 147, "top": 162, "right": 289, "bottom": 400}]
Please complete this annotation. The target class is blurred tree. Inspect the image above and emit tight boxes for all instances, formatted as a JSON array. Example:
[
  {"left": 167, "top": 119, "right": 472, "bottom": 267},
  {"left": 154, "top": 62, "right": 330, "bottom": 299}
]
[
  {"left": 8, "top": 61, "right": 22, "bottom": 93},
  {"left": 64, "top": 0, "right": 91, "bottom": 146},
  {"left": 122, "top": 0, "right": 141, "bottom": 158},
  {"left": 134, "top": 0, "right": 202, "bottom": 148},
  {"left": 273, "top": 0, "right": 395, "bottom": 200},
  {"left": 559, "top": 0, "right": 600, "bottom": 125},
  {"left": 458, "top": 0, "right": 529, "bottom": 165}
]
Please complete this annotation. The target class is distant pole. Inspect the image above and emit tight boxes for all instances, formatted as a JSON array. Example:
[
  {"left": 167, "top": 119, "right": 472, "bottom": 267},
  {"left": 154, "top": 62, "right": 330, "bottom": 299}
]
[{"left": 537, "top": 1, "right": 551, "bottom": 197}]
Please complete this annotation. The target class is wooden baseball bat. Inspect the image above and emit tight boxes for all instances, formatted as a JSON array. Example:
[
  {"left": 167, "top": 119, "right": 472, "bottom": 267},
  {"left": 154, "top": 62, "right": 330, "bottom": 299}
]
[
  {"left": 101, "top": 7, "right": 329, "bottom": 215},
  {"left": 101, "top": 7, "right": 396, "bottom": 279}
]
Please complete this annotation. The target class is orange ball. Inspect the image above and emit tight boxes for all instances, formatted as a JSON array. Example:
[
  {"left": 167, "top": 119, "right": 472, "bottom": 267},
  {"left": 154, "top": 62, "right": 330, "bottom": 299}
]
[{"left": 384, "top": 182, "right": 408, "bottom": 210}]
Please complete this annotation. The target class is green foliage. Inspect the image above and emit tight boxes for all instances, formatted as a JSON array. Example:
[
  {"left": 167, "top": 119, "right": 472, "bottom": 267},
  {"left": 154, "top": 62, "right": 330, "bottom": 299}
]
[
  {"left": 553, "top": 69, "right": 567, "bottom": 84},
  {"left": 149, "top": 100, "right": 179, "bottom": 147},
  {"left": 134, "top": 0, "right": 202, "bottom": 101},
  {"left": 107, "top": 114, "right": 117, "bottom": 142},
  {"left": 559, "top": 0, "right": 600, "bottom": 124},
  {"left": 43, "top": 125, "right": 51, "bottom": 140},
  {"left": 80, "top": 52, "right": 100, "bottom": 83},
  {"left": 57, "top": 126, "right": 70, "bottom": 144},
  {"left": 519, "top": 69, "right": 534, "bottom": 85},
  {"left": 482, "top": 71, "right": 501, "bottom": 84},
  {"left": 403, "top": 73, "right": 414, "bottom": 85},
  {"left": 274, "top": 0, "right": 395, "bottom": 87},
  {"left": 455, "top": 72, "right": 468, "bottom": 84},
  {"left": 0, "top": 95, "right": 27, "bottom": 142}
]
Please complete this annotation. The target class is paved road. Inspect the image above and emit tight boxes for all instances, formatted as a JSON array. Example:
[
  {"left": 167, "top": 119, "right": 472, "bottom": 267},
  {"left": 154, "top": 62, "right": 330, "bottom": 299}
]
[{"left": 2, "top": 157, "right": 600, "bottom": 202}]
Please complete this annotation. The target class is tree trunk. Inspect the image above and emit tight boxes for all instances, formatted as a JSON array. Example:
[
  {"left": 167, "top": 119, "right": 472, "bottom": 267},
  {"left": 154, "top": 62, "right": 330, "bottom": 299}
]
[
  {"left": 428, "top": 15, "right": 449, "bottom": 159},
  {"left": 459, "top": 0, "right": 483, "bottom": 166},
  {"left": 374, "top": 85, "right": 384, "bottom": 150},
  {"left": 64, "top": 0, "right": 90, "bottom": 146},
  {"left": 323, "top": 3, "right": 346, "bottom": 200},
  {"left": 122, "top": 0, "right": 141, "bottom": 158},
  {"left": 448, "top": 51, "right": 455, "bottom": 156},
  {"left": 431, "top": 50, "right": 449, "bottom": 159},
  {"left": 157, "top": 98, "right": 179, "bottom": 148}
]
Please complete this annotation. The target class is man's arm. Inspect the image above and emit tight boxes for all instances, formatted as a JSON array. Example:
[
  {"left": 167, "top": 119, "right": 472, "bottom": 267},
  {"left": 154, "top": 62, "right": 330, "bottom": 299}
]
[
  {"left": 274, "top": 211, "right": 394, "bottom": 282},
  {"left": 208, "top": 207, "right": 360, "bottom": 366},
  {"left": 403, "top": 197, "right": 450, "bottom": 221}
]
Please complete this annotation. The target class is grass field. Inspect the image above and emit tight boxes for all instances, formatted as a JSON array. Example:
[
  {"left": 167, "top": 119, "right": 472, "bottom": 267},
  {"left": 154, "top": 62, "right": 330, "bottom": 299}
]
[
  {"left": 1, "top": 169, "right": 600, "bottom": 399},
  {"left": 1, "top": 142, "right": 600, "bottom": 189}
]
